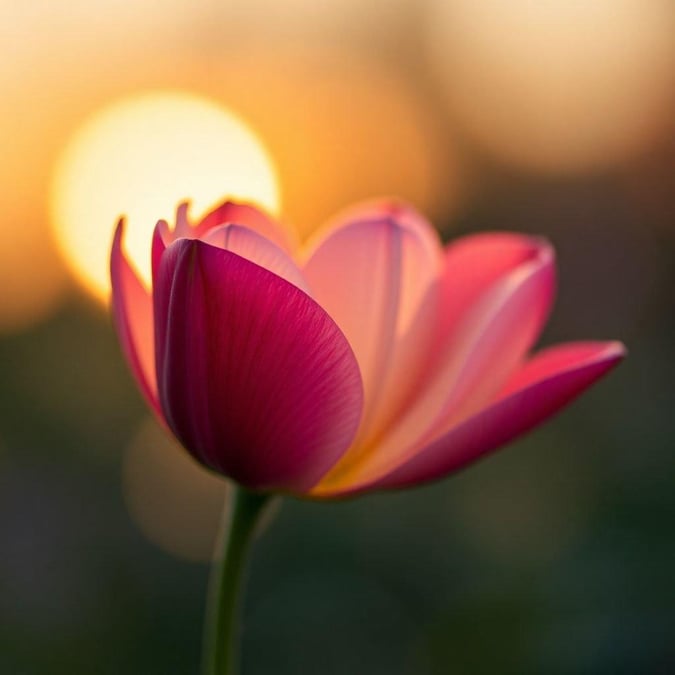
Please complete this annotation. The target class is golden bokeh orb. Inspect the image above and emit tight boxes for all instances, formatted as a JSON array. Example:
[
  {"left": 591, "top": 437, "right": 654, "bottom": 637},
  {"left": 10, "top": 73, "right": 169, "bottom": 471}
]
[
  {"left": 123, "top": 418, "right": 228, "bottom": 562},
  {"left": 50, "top": 91, "right": 281, "bottom": 300},
  {"left": 427, "top": 0, "right": 675, "bottom": 173}
]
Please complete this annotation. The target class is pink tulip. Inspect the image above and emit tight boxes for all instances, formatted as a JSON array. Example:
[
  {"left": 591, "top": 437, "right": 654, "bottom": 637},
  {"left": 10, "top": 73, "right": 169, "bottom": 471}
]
[{"left": 111, "top": 199, "right": 625, "bottom": 498}]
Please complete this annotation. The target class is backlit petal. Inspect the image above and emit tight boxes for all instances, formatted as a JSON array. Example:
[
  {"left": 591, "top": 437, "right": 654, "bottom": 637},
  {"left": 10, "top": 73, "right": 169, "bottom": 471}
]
[
  {"left": 193, "top": 200, "right": 295, "bottom": 251},
  {"left": 203, "top": 224, "right": 310, "bottom": 293},
  {"left": 320, "top": 198, "right": 440, "bottom": 258},
  {"left": 304, "top": 214, "right": 442, "bottom": 435}
]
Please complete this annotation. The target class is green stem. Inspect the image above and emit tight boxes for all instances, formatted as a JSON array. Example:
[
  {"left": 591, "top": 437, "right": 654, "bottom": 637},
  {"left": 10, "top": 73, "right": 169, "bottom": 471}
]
[{"left": 202, "top": 485, "right": 271, "bottom": 675}]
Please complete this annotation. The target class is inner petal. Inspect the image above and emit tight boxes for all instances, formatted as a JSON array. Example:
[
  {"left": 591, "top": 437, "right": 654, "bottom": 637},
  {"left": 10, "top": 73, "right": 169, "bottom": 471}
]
[
  {"left": 202, "top": 224, "right": 310, "bottom": 293},
  {"left": 306, "top": 213, "right": 443, "bottom": 489}
]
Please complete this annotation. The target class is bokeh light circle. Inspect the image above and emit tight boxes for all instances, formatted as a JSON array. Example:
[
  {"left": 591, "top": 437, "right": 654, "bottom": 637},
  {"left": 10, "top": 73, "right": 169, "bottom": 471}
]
[
  {"left": 50, "top": 91, "right": 281, "bottom": 300},
  {"left": 123, "top": 418, "right": 228, "bottom": 562},
  {"left": 427, "top": 0, "right": 675, "bottom": 173}
]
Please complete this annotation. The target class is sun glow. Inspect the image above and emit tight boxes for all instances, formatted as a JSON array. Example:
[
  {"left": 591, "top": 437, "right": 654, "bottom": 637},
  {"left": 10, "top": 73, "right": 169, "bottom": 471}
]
[{"left": 50, "top": 91, "right": 281, "bottom": 300}]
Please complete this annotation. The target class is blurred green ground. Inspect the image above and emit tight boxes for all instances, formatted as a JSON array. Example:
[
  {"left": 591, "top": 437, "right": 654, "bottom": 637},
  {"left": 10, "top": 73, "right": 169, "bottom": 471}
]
[{"left": 1, "top": 174, "right": 674, "bottom": 675}]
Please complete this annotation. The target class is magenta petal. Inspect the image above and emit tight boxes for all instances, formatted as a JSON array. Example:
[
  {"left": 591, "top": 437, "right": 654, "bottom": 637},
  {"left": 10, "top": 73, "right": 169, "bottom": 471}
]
[
  {"left": 370, "top": 341, "right": 626, "bottom": 491},
  {"left": 153, "top": 239, "right": 364, "bottom": 493},
  {"left": 152, "top": 220, "right": 169, "bottom": 280},
  {"left": 110, "top": 219, "right": 160, "bottom": 414}
]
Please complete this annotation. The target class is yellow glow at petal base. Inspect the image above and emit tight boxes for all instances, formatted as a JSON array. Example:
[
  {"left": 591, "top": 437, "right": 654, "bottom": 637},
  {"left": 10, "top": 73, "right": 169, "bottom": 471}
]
[{"left": 50, "top": 91, "right": 281, "bottom": 300}]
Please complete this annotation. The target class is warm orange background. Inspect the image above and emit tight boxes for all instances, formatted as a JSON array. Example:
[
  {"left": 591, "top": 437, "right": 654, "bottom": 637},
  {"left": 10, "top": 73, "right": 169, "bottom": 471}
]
[{"left": 1, "top": 2, "right": 674, "bottom": 673}]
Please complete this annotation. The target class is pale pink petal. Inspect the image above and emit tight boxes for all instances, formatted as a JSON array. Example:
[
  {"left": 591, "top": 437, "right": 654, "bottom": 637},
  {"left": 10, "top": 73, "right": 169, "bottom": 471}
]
[
  {"left": 203, "top": 224, "right": 310, "bottom": 293},
  {"left": 309, "top": 199, "right": 442, "bottom": 340},
  {"left": 153, "top": 238, "right": 363, "bottom": 493},
  {"left": 193, "top": 200, "right": 295, "bottom": 251},
  {"left": 110, "top": 219, "right": 159, "bottom": 414},
  {"left": 318, "top": 242, "right": 555, "bottom": 492},
  {"left": 304, "top": 216, "right": 442, "bottom": 432},
  {"left": 365, "top": 341, "right": 626, "bottom": 491},
  {"left": 303, "top": 219, "right": 399, "bottom": 422},
  {"left": 321, "top": 198, "right": 440, "bottom": 256},
  {"left": 306, "top": 213, "right": 443, "bottom": 492}
]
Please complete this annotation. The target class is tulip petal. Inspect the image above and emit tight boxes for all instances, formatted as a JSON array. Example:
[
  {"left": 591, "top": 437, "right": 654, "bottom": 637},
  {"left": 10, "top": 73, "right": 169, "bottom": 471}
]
[
  {"left": 153, "top": 238, "right": 363, "bottom": 493},
  {"left": 438, "top": 232, "right": 551, "bottom": 339},
  {"left": 203, "top": 224, "right": 310, "bottom": 293},
  {"left": 110, "top": 219, "right": 159, "bottom": 413},
  {"left": 193, "top": 200, "right": 294, "bottom": 251},
  {"left": 369, "top": 341, "right": 626, "bottom": 491},
  {"left": 427, "top": 241, "right": 556, "bottom": 432},
  {"left": 306, "top": 211, "right": 444, "bottom": 492},
  {"left": 173, "top": 201, "right": 192, "bottom": 238},
  {"left": 304, "top": 214, "right": 442, "bottom": 431},
  {"left": 152, "top": 220, "right": 170, "bottom": 280},
  {"left": 320, "top": 198, "right": 440, "bottom": 258},
  {"left": 316, "top": 241, "right": 555, "bottom": 494}
]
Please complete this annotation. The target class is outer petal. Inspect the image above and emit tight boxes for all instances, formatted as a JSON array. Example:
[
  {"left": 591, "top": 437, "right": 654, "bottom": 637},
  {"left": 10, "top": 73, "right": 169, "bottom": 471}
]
[
  {"left": 369, "top": 341, "right": 626, "bottom": 491},
  {"left": 153, "top": 238, "right": 363, "bottom": 493},
  {"left": 110, "top": 219, "right": 159, "bottom": 414}
]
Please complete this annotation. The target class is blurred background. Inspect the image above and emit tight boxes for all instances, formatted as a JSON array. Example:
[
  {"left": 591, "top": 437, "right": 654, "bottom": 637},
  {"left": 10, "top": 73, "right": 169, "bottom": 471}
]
[{"left": 1, "top": 1, "right": 674, "bottom": 673}]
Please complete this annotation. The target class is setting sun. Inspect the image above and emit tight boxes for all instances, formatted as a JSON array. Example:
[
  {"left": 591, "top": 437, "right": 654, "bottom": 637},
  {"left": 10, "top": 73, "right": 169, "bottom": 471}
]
[{"left": 50, "top": 91, "right": 281, "bottom": 300}]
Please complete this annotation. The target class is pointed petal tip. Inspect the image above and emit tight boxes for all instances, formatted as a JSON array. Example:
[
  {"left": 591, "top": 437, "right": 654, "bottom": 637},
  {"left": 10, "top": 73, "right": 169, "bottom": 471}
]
[
  {"left": 534, "top": 237, "right": 555, "bottom": 262},
  {"left": 111, "top": 217, "right": 129, "bottom": 275},
  {"left": 606, "top": 340, "right": 628, "bottom": 358},
  {"left": 595, "top": 340, "right": 628, "bottom": 366},
  {"left": 565, "top": 339, "right": 628, "bottom": 366},
  {"left": 361, "top": 337, "right": 627, "bottom": 494},
  {"left": 174, "top": 201, "right": 192, "bottom": 236},
  {"left": 112, "top": 215, "right": 125, "bottom": 244},
  {"left": 154, "top": 219, "right": 171, "bottom": 239}
]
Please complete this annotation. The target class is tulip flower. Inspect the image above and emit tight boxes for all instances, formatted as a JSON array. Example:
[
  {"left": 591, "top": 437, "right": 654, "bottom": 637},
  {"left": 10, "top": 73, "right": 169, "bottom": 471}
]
[{"left": 110, "top": 198, "right": 624, "bottom": 674}]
